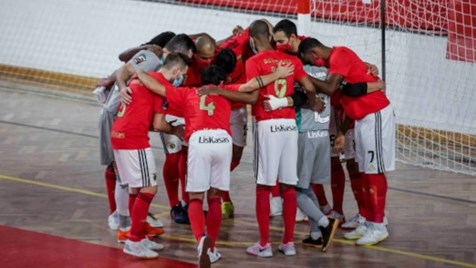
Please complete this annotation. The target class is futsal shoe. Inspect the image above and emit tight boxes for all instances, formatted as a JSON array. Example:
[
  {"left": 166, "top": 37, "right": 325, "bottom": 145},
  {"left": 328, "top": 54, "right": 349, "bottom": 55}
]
[
  {"left": 278, "top": 242, "right": 296, "bottom": 256},
  {"left": 197, "top": 236, "right": 212, "bottom": 268},
  {"left": 356, "top": 223, "right": 389, "bottom": 246},
  {"left": 123, "top": 240, "right": 158, "bottom": 259},
  {"left": 108, "top": 211, "right": 119, "bottom": 230},
  {"left": 246, "top": 242, "right": 273, "bottom": 258},
  {"left": 319, "top": 217, "right": 339, "bottom": 252},
  {"left": 141, "top": 237, "right": 164, "bottom": 251},
  {"left": 208, "top": 248, "right": 222, "bottom": 263},
  {"left": 146, "top": 213, "right": 164, "bottom": 228},
  {"left": 341, "top": 213, "right": 365, "bottom": 229},
  {"left": 144, "top": 222, "right": 165, "bottom": 237},
  {"left": 221, "top": 201, "right": 234, "bottom": 219},
  {"left": 344, "top": 222, "right": 368, "bottom": 240},
  {"left": 117, "top": 228, "right": 130, "bottom": 243},
  {"left": 302, "top": 236, "right": 323, "bottom": 249}
]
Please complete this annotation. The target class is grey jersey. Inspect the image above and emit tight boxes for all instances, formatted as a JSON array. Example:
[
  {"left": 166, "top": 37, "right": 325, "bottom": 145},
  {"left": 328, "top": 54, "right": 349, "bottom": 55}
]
[
  {"left": 296, "top": 65, "right": 331, "bottom": 133},
  {"left": 98, "top": 49, "right": 162, "bottom": 165}
]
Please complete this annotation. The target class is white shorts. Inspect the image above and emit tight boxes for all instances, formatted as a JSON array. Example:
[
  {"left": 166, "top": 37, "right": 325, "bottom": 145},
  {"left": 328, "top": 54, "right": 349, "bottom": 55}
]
[
  {"left": 355, "top": 105, "right": 396, "bottom": 174},
  {"left": 186, "top": 129, "right": 232, "bottom": 192},
  {"left": 230, "top": 106, "right": 248, "bottom": 147},
  {"left": 254, "top": 118, "right": 298, "bottom": 186},
  {"left": 329, "top": 107, "right": 356, "bottom": 159},
  {"left": 160, "top": 133, "right": 182, "bottom": 154},
  {"left": 113, "top": 148, "right": 158, "bottom": 188}
]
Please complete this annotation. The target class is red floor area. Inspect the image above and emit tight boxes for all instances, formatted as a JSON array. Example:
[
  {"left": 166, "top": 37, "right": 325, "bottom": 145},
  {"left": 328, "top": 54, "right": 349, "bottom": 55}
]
[{"left": 0, "top": 225, "right": 197, "bottom": 268}]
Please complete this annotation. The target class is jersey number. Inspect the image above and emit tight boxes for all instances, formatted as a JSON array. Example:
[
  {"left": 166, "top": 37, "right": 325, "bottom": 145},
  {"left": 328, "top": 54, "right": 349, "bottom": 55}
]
[
  {"left": 117, "top": 104, "right": 126, "bottom": 118},
  {"left": 274, "top": 79, "right": 287, "bottom": 98},
  {"left": 200, "top": 95, "right": 215, "bottom": 116}
]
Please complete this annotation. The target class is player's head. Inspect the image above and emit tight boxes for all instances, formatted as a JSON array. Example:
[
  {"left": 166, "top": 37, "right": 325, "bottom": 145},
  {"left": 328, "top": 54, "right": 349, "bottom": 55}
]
[
  {"left": 164, "top": 34, "right": 197, "bottom": 59},
  {"left": 161, "top": 52, "right": 192, "bottom": 83},
  {"left": 249, "top": 20, "right": 273, "bottom": 52},
  {"left": 213, "top": 48, "right": 237, "bottom": 75},
  {"left": 194, "top": 34, "right": 216, "bottom": 65},
  {"left": 298, "top": 37, "right": 328, "bottom": 67},
  {"left": 201, "top": 65, "right": 227, "bottom": 86},
  {"left": 273, "top": 19, "right": 299, "bottom": 54},
  {"left": 144, "top": 31, "right": 176, "bottom": 48}
]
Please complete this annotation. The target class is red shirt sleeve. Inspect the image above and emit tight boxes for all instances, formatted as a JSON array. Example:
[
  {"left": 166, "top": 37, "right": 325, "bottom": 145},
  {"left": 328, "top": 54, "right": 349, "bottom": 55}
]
[
  {"left": 245, "top": 57, "right": 260, "bottom": 81},
  {"left": 292, "top": 57, "right": 307, "bottom": 81},
  {"left": 328, "top": 48, "right": 352, "bottom": 77},
  {"left": 153, "top": 95, "right": 166, "bottom": 113},
  {"left": 165, "top": 87, "right": 186, "bottom": 112}
]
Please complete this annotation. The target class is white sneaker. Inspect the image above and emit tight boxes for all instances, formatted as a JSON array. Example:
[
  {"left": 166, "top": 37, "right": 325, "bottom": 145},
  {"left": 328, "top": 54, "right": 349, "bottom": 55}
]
[
  {"left": 270, "top": 197, "right": 282, "bottom": 217},
  {"left": 295, "top": 208, "right": 308, "bottom": 222},
  {"left": 329, "top": 210, "right": 345, "bottom": 222},
  {"left": 319, "top": 204, "right": 332, "bottom": 215},
  {"left": 108, "top": 211, "right": 119, "bottom": 230},
  {"left": 278, "top": 242, "right": 296, "bottom": 256},
  {"left": 197, "top": 236, "right": 212, "bottom": 268},
  {"left": 246, "top": 242, "right": 273, "bottom": 258},
  {"left": 147, "top": 213, "right": 164, "bottom": 228},
  {"left": 123, "top": 240, "right": 159, "bottom": 258},
  {"left": 141, "top": 238, "right": 164, "bottom": 251},
  {"left": 384, "top": 216, "right": 389, "bottom": 226},
  {"left": 356, "top": 223, "right": 389, "bottom": 246},
  {"left": 341, "top": 213, "right": 365, "bottom": 229},
  {"left": 208, "top": 248, "right": 222, "bottom": 263},
  {"left": 344, "top": 221, "right": 368, "bottom": 240}
]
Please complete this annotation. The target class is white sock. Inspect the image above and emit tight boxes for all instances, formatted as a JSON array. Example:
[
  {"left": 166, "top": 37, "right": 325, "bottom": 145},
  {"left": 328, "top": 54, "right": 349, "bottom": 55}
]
[{"left": 318, "top": 216, "right": 329, "bottom": 227}]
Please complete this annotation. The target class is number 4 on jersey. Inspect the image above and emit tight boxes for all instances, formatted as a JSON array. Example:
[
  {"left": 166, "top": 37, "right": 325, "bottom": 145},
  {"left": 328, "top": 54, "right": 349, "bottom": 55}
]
[{"left": 200, "top": 95, "right": 215, "bottom": 116}]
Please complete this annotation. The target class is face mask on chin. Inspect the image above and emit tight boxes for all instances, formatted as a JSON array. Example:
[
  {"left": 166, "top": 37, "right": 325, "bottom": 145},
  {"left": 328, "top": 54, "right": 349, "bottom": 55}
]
[
  {"left": 314, "top": 57, "right": 328, "bottom": 68},
  {"left": 249, "top": 39, "right": 258, "bottom": 55},
  {"left": 276, "top": 41, "right": 292, "bottom": 53},
  {"left": 173, "top": 74, "right": 184, "bottom": 87}
]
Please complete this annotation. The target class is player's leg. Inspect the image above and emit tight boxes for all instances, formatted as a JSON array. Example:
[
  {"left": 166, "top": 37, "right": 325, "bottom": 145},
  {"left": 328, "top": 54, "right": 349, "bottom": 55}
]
[
  {"left": 111, "top": 161, "right": 131, "bottom": 243},
  {"left": 178, "top": 146, "right": 190, "bottom": 222}
]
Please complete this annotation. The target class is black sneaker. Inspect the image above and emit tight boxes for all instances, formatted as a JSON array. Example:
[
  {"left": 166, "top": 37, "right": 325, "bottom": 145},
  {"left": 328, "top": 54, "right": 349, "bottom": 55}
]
[
  {"left": 170, "top": 204, "right": 182, "bottom": 221},
  {"left": 174, "top": 203, "right": 190, "bottom": 224},
  {"left": 319, "top": 217, "right": 339, "bottom": 252},
  {"left": 302, "top": 236, "right": 323, "bottom": 249}
]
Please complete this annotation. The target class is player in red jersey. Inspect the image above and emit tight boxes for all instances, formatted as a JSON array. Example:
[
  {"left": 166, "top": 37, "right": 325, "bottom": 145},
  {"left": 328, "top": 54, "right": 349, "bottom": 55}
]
[
  {"left": 299, "top": 38, "right": 395, "bottom": 246},
  {"left": 111, "top": 53, "right": 190, "bottom": 258},
  {"left": 135, "top": 61, "right": 292, "bottom": 266}
]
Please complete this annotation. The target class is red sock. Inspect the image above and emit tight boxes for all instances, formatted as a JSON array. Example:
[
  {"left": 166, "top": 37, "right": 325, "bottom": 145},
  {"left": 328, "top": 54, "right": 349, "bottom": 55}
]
[
  {"left": 221, "top": 191, "right": 232, "bottom": 203},
  {"left": 367, "top": 173, "right": 387, "bottom": 223},
  {"left": 360, "top": 173, "right": 371, "bottom": 220},
  {"left": 271, "top": 184, "right": 280, "bottom": 198},
  {"left": 312, "top": 184, "right": 329, "bottom": 207},
  {"left": 281, "top": 186, "right": 297, "bottom": 244},
  {"left": 130, "top": 192, "right": 154, "bottom": 242},
  {"left": 330, "top": 158, "right": 345, "bottom": 215},
  {"left": 348, "top": 163, "right": 365, "bottom": 217},
  {"left": 179, "top": 148, "right": 189, "bottom": 204},
  {"left": 206, "top": 197, "right": 222, "bottom": 251},
  {"left": 256, "top": 185, "right": 271, "bottom": 246},
  {"left": 188, "top": 199, "right": 205, "bottom": 241},
  {"left": 105, "top": 165, "right": 117, "bottom": 214},
  {"left": 163, "top": 152, "right": 181, "bottom": 208},
  {"left": 128, "top": 193, "right": 137, "bottom": 218}
]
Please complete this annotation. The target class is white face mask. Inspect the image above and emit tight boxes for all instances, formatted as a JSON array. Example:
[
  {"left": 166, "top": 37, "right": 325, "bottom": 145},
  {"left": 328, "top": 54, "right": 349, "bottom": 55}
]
[
  {"left": 173, "top": 73, "right": 184, "bottom": 87},
  {"left": 249, "top": 39, "right": 258, "bottom": 55}
]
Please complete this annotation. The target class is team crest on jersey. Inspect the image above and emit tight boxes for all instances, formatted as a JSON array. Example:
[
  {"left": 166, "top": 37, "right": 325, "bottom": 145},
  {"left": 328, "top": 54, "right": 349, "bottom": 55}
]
[
  {"left": 134, "top": 54, "right": 147, "bottom": 64},
  {"left": 169, "top": 142, "right": 176, "bottom": 149},
  {"left": 153, "top": 173, "right": 157, "bottom": 182},
  {"left": 368, "top": 163, "right": 376, "bottom": 172}
]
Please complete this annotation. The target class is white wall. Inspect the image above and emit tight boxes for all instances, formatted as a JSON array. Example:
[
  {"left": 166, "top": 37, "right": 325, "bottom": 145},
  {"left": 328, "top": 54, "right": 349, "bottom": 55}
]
[{"left": 0, "top": 0, "right": 474, "bottom": 134}]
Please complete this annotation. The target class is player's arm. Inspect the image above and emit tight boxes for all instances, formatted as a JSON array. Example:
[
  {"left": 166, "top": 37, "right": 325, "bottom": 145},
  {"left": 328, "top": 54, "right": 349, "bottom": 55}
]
[
  {"left": 238, "top": 61, "right": 294, "bottom": 92},
  {"left": 198, "top": 86, "right": 259, "bottom": 104},
  {"left": 341, "top": 79, "right": 385, "bottom": 97},
  {"left": 136, "top": 69, "right": 167, "bottom": 97},
  {"left": 152, "top": 113, "right": 184, "bottom": 139},
  {"left": 309, "top": 73, "right": 344, "bottom": 96}
]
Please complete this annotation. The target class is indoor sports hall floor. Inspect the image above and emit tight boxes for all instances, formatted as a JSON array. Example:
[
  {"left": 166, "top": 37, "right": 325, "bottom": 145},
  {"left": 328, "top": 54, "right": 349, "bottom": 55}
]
[{"left": 0, "top": 81, "right": 475, "bottom": 268}]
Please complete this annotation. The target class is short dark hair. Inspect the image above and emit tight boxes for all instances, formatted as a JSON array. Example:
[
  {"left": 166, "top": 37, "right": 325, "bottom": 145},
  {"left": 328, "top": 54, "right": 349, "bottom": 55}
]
[
  {"left": 273, "top": 19, "right": 297, "bottom": 37},
  {"left": 163, "top": 52, "right": 192, "bottom": 70},
  {"left": 201, "top": 65, "right": 227, "bottom": 86},
  {"left": 144, "top": 31, "right": 176, "bottom": 47},
  {"left": 249, "top": 20, "right": 270, "bottom": 39},
  {"left": 213, "top": 48, "right": 237, "bottom": 75},
  {"left": 164, "top": 34, "right": 197, "bottom": 56},
  {"left": 298, "top": 37, "right": 324, "bottom": 55}
]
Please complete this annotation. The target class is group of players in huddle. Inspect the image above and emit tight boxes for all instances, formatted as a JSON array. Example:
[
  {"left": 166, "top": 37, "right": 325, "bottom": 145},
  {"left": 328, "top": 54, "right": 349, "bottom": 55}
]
[{"left": 95, "top": 17, "right": 395, "bottom": 267}]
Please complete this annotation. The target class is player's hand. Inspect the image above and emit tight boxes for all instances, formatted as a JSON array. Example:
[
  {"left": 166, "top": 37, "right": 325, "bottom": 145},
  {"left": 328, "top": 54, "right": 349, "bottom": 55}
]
[
  {"left": 275, "top": 61, "right": 294, "bottom": 78},
  {"left": 263, "top": 95, "right": 288, "bottom": 111},
  {"left": 232, "top": 25, "right": 245, "bottom": 36},
  {"left": 196, "top": 86, "right": 219, "bottom": 96},
  {"left": 366, "top": 63, "right": 379, "bottom": 76},
  {"left": 145, "top": 45, "right": 163, "bottom": 57},
  {"left": 376, "top": 79, "right": 386, "bottom": 93},
  {"left": 333, "top": 132, "right": 345, "bottom": 154},
  {"left": 120, "top": 87, "right": 133, "bottom": 105},
  {"left": 172, "top": 125, "right": 185, "bottom": 141},
  {"left": 311, "top": 96, "right": 325, "bottom": 112}
]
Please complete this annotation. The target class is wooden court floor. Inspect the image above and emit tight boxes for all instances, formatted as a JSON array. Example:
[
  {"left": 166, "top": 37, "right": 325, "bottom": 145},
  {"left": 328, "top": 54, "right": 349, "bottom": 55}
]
[{"left": 0, "top": 82, "right": 475, "bottom": 268}]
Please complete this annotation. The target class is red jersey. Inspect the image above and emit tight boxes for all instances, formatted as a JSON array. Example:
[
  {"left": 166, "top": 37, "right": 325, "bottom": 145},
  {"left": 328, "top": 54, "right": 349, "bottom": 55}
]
[
  {"left": 184, "top": 57, "right": 210, "bottom": 87},
  {"left": 111, "top": 72, "right": 168, "bottom": 149},
  {"left": 246, "top": 50, "right": 307, "bottom": 122},
  {"left": 165, "top": 84, "right": 239, "bottom": 142},
  {"left": 328, "top": 46, "right": 390, "bottom": 120}
]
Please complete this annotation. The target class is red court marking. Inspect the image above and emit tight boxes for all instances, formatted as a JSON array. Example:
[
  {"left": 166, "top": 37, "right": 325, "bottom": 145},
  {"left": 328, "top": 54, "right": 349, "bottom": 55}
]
[{"left": 0, "top": 225, "right": 197, "bottom": 268}]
